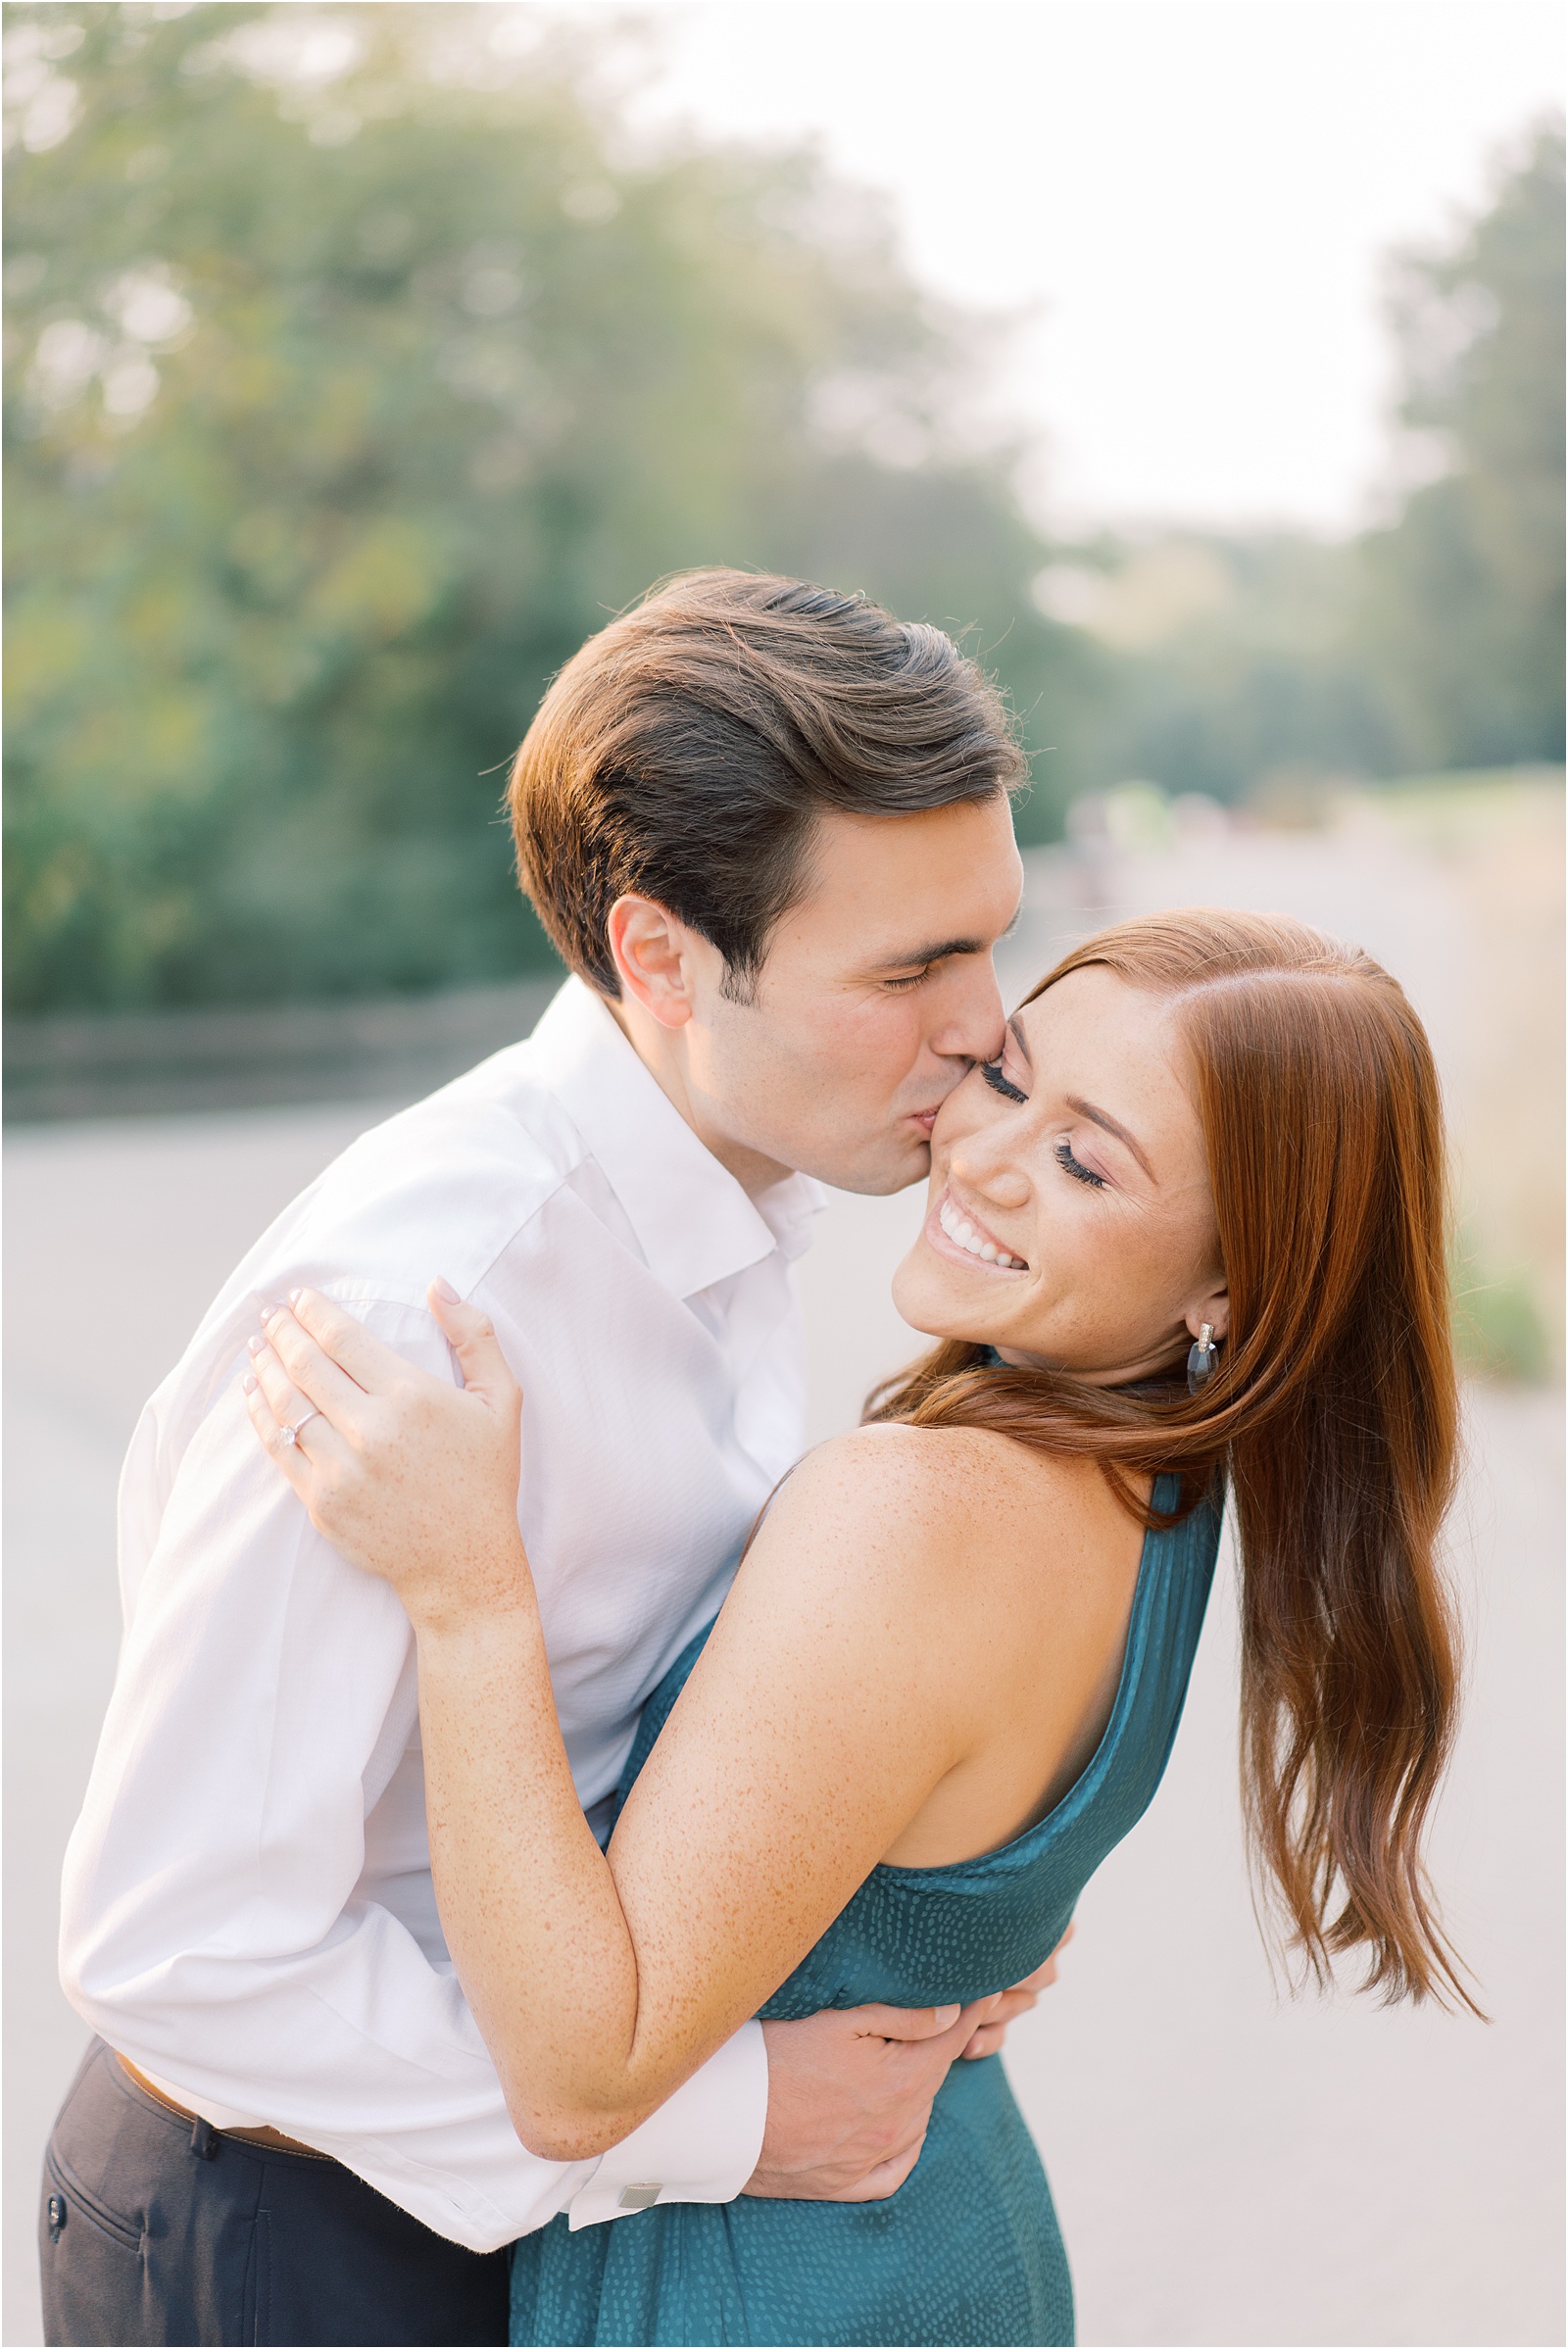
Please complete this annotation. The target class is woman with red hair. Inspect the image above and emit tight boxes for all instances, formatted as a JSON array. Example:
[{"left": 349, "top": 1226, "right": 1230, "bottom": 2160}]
[{"left": 247, "top": 907, "right": 1469, "bottom": 2347}]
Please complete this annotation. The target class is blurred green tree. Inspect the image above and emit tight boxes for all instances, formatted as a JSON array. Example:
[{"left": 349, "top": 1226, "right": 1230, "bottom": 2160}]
[
  {"left": 4, "top": 1, "right": 1087, "bottom": 1010},
  {"left": 1039, "top": 531, "right": 1397, "bottom": 804},
  {"left": 1360, "top": 118, "right": 1565, "bottom": 771},
  {"left": 1038, "top": 122, "right": 1564, "bottom": 803}
]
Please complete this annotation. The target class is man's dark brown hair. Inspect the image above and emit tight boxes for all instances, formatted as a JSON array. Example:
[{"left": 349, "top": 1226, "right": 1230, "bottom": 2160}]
[{"left": 508, "top": 568, "right": 1027, "bottom": 998}]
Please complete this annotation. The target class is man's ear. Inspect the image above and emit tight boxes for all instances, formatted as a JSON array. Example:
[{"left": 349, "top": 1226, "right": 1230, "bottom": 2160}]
[{"left": 607, "top": 895, "right": 696, "bottom": 1030}]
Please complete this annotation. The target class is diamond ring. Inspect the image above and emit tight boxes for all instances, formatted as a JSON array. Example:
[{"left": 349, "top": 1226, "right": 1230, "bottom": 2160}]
[{"left": 279, "top": 1409, "right": 321, "bottom": 1448}]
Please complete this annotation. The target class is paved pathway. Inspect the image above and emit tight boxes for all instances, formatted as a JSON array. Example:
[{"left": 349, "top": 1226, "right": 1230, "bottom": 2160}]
[{"left": 5, "top": 810, "right": 1561, "bottom": 2343}]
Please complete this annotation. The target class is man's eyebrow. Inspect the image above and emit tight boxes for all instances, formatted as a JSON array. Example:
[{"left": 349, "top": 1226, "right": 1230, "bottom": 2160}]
[
  {"left": 1066, "top": 1094, "right": 1155, "bottom": 1181},
  {"left": 869, "top": 889, "right": 1026, "bottom": 974},
  {"left": 868, "top": 934, "right": 992, "bottom": 972}
]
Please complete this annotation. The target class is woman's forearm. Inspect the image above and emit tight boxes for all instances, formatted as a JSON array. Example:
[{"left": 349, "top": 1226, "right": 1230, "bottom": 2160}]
[
  {"left": 414, "top": 1588, "right": 688, "bottom": 2158},
  {"left": 244, "top": 1290, "right": 958, "bottom": 2150}
]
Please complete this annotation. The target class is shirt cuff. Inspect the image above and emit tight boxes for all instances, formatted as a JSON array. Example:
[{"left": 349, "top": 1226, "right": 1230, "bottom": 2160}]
[{"left": 564, "top": 2021, "right": 769, "bottom": 2230}]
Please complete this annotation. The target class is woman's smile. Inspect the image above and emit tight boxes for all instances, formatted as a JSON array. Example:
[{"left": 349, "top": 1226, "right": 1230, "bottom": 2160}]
[{"left": 927, "top": 1184, "right": 1029, "bottom": 1272}]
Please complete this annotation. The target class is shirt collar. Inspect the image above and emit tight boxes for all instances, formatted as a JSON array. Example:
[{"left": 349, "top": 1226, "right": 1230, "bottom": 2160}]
[{"left": 526, "top": 977, "right": 826, "bottom": 1300}]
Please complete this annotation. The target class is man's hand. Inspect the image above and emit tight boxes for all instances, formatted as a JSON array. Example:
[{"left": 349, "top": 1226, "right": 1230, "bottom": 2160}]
[
  {"left": 746, "top": 1998, "right": 1004, "bottom": 2202},
  {"left": 746, "top": 1926, "right": 1077, "bottom": 2201},
  {"left": 960, "top": 1924, "right": 1075, "bottom": 2060}
]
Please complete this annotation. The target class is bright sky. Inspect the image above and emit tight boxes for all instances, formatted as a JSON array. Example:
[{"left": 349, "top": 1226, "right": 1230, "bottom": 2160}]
[{"left": 616, "top": 0, "right": 1564, "bottom": 534}]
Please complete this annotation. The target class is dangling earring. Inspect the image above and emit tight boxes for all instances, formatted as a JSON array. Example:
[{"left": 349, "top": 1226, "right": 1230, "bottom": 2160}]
[{"left": 1187, "top": 1321, "right": 1219, "bottom": 1397}]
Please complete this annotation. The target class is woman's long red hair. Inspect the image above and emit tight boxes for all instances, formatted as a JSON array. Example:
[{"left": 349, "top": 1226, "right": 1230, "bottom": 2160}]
[{"left": 866, "top": 909, "right": 1471, "bottom": 2008}]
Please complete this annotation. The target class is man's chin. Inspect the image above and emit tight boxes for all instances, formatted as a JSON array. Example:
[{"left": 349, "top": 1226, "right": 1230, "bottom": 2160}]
[{"left": 818, "top": 1140, "right": 932, "bottom": 1199}]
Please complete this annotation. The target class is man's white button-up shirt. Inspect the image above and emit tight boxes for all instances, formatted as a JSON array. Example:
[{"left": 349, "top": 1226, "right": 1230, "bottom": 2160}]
[{"left": 60, "top": 977, "right": 826, "bottom": 2251}]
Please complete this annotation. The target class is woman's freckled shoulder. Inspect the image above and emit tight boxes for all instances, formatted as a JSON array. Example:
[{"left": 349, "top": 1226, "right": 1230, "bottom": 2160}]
[{"left": 777, "top": 1420, "right": 1094, "bottom": 1546}]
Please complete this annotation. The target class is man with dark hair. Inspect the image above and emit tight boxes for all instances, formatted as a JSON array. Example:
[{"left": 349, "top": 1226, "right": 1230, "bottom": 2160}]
[
  {"left": 46, "top": 573, "right": 1042, "bottom": 2346},
  {"left": 512, "top": 568, "right": 1026, "bottom": 1000}
]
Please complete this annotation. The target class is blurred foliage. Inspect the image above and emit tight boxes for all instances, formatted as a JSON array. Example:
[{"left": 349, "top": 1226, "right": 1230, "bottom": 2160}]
[
  {"left": 3, "top": 8, "right": 1561, "bottom": 1013},
  {"left": 3, "top": 0, "right": 1090, "bottom": 1009},
  {"left": 1361, "top": 119, "right": 1565, "bottom": 771},
  {"left": 1034, "top": 530, "right": 1402, "bottom": 803},
  {"left": 1451, "top": 1229, "right": 1552, "bottom": 1385},
  {"left": 1039, "top": 120, "right": 1565, "bottom": 804}
]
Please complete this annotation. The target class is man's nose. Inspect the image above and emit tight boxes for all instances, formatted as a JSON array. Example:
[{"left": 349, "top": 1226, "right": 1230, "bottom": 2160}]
[{"left": 929, "top": 956, "right": 1005, "bottom": 1063}]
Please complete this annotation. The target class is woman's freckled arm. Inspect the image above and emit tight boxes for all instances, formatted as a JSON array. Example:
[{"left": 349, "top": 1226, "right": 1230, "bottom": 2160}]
[{"left": 412, "top": 1428, "right": 988, "bottom": 2154}]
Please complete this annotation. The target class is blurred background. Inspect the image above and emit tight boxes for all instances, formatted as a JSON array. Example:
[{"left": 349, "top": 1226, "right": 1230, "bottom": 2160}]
[{"left": 4, "top": 4, "right": 1563, "bottom": 2343}]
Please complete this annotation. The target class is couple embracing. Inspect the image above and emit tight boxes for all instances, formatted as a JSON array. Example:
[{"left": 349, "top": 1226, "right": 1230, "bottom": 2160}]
[{"left": 45, "top": 570, "right": 1468, "bottom": 2348}]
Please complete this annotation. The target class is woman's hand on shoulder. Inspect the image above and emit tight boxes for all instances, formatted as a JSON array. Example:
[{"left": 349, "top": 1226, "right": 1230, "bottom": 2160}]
[{"left": 243, "top": 1281, "right": 531, "bottom": 1634}]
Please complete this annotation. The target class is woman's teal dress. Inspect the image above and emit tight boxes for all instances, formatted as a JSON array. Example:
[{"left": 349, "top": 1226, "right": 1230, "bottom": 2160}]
[{"left": 511, "top": 1474, "right": 1221, "bottom": 2347}]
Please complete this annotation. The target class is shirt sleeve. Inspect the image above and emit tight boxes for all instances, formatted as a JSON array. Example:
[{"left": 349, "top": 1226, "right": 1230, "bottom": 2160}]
[{"left": 59, "top": 1297, "right": 769, "bottom": 2252}]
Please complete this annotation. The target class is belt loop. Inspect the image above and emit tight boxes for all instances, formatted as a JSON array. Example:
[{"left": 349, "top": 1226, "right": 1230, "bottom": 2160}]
[{"left": 190, "top": 2116, "right": 219, "bottom": 2160}]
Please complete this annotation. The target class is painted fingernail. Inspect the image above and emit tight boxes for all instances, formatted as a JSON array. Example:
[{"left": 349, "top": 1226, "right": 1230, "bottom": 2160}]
[
  {"left": 432, "top": 1276, "right": 458, "bottom": 1301},
  {"left": 247, "top": 1334, "right": 267, "bottom": 1357},
  {"left": 242, "top": 1374, "right": 258, "bottom": 1394},
  {"left": 288, "top": 1288, "right": 302, "bottom": 1305}
]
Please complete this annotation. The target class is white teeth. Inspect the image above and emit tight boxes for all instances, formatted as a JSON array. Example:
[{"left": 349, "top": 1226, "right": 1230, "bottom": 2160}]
[{"left": 939, "top": 1197, "right": 1023, "bottom": 1270}]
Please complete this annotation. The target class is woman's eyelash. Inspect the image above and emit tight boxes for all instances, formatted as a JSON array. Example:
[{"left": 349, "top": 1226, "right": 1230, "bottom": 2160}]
[
  {"left": 980, "top": 1059, "right": 1028, "bottom": 1103},
  {"left": 978, "top": 1060, "right": 1102, "bottom": 1187},
  {"left": 979, "top": 1058, "right": 1103, "bottom": 1186},
  {"left": 1054, "top": 1140, "right": 1105, "bottom": 1190}
]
